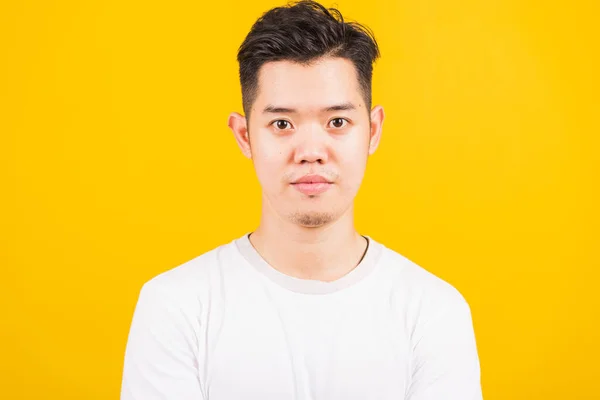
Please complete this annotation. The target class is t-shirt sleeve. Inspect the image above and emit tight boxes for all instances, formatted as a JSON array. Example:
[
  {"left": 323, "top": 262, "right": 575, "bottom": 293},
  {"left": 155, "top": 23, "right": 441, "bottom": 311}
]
[
  {"left": 120, "top": 280, "right": 204, "bottom": 400},
  {"left": 405, "top": 295, "right": 483, "bottom": 400}
]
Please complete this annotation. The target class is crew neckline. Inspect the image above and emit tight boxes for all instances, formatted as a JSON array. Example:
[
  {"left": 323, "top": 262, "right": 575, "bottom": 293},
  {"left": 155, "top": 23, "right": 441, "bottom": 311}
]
[{"left": 234, "top": 232, "right": 383, "bottom": 295}]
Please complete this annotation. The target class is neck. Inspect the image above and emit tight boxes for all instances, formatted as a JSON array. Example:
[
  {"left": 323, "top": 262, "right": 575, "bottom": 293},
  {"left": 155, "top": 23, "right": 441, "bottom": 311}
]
[{"left": 248, "top": 201, "right": 368, "bottom": 282}]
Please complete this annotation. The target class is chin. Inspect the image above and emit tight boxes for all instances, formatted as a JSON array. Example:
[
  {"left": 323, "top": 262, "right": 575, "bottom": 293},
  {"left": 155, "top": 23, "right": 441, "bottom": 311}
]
[
  {"left": 287, "top": 207, "right": 340, "bottom": 227},
  {"left": 293, "top": 214, "right": 334, "bottom": 227}
]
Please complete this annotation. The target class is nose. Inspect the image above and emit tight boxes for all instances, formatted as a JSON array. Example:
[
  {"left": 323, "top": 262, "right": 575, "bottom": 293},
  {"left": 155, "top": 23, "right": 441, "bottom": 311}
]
[{"left": 293, "top": 126, "right": 329, "bottom": 165}]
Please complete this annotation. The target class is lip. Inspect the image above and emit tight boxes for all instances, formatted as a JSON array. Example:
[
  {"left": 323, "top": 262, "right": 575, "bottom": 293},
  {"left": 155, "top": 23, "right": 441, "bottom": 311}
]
[
  {"left": 291, "top": 174, "right": 333, "bottom": 196},
  {"left": 292, "top": 174, "right": 331, "bottom": 184},
  {"left": 291, "top": 182, "right": 332, "bottom": 196}
]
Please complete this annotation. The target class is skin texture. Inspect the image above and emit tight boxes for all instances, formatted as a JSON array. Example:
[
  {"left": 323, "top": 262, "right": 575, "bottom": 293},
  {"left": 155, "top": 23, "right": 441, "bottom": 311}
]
[{"left": 228, "top": 56, "right": 384, "bottom": 281}]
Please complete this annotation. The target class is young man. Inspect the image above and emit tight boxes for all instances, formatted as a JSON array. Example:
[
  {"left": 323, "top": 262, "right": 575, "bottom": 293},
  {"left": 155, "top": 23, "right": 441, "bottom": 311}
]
[{"left": 120, "top": 1, "right": 483, "bottom": 399}]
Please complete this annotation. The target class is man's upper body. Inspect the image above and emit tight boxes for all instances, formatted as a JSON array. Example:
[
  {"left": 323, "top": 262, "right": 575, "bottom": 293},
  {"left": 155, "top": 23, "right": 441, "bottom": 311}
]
[
  {"left": 121, "top": 1, "right": 483, "bottom": 398},
  {"left": 121, "top": 232, "right": 482, "bottom": 400}
]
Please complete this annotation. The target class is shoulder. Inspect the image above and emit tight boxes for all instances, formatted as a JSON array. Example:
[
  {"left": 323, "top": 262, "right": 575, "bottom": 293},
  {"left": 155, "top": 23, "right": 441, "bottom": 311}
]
[
  {"left": 372, "top": 239, "right": 471, "bottom": 325},
  {"left": 136, "top": 236, "right": 242, "bottom": 307}
]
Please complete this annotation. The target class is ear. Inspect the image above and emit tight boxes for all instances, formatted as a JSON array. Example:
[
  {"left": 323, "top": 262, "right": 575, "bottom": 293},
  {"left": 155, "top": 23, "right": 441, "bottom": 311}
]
[
  {"left": 368, "top": 105, "right": 385, "bottom": 155},
  {"left": 228, "top": 112, "right": 252, "bottom": 159}
]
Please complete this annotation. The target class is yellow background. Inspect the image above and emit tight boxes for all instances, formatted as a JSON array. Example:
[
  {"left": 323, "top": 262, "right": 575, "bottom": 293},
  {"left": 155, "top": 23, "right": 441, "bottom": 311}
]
[{"left": 1, "top": 0, "right": 598, "bottom": 398}]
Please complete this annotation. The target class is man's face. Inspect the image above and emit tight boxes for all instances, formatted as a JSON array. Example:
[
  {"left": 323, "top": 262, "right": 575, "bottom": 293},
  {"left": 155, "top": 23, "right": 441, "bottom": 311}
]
[{"left": 230, "top": 56, "right": 383, "bottom": 228}]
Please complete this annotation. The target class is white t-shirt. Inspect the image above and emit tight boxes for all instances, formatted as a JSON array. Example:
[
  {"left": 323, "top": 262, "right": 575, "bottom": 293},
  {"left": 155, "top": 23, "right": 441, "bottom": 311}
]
[{"left": 121, "top": 233, "right": 483, "bottom": 400}]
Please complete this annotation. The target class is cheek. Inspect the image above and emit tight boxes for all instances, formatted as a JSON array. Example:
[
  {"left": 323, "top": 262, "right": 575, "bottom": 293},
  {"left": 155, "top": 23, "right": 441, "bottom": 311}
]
[
  {"left": 251, "top": 137, "right": 287, "bottom": 188},
  {"left": 339, "top": 139, "right": 369, "bottom": 174}
]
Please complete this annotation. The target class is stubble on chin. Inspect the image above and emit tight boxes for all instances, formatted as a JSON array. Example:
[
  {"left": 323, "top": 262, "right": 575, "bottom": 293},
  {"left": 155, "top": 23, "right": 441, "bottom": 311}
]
[{"left": 289, "top": 211, "right": 336, "bottom": 228}]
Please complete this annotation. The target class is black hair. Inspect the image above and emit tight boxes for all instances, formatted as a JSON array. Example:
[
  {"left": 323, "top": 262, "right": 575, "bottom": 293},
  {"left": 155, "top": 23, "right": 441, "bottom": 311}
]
[{"left": 236, "top": 0, "right": 380, "bottom": 118}]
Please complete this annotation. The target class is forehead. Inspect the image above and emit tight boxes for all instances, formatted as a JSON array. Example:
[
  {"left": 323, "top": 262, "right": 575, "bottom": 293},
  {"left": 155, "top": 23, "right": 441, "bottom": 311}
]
[{"left": 253, "top": 57, "right": 363, "bottom": 113}]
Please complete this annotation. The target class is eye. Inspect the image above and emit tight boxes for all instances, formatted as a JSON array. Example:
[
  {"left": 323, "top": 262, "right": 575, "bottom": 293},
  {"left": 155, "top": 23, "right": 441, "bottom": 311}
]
[
  {"left": 272, "top": 120, "right": 293, "bottom": 130},
  {"left": 328, "top": 117, "right": 348, "bottom": 129}
]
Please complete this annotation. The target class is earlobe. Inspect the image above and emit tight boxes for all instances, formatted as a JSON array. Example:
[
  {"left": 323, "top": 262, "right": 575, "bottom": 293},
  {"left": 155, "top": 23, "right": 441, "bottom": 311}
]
[
  {"left": 227, "top": 112, "right": 252, "bottom": 159},
  {"left": 368, "top": 105, "right": 385, "bottom": 155}
]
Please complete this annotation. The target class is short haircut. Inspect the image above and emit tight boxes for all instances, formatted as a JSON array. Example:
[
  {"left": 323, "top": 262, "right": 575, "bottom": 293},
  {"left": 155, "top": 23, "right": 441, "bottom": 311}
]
[{"left": 236, "top": 0, "right": 381, "bottom": 118}]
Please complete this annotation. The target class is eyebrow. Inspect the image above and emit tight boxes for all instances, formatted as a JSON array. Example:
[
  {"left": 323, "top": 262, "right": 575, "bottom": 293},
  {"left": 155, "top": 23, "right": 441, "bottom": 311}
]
[{"left": 262, "top": 102, "right": 356, "bottom": 114}]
